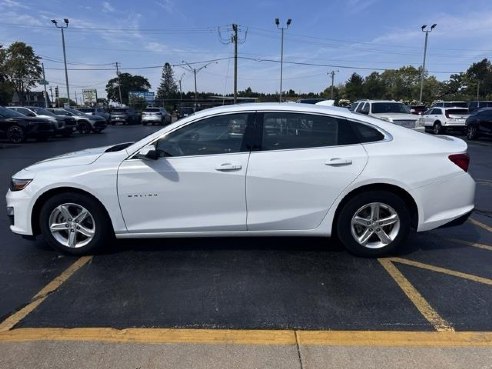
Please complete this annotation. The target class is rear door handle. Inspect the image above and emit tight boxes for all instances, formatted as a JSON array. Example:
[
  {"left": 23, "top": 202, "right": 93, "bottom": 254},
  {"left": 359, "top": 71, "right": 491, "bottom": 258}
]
[
  {"left": 215, "top": 163, "right": 242, "bottom": 171},
  {"left": 325, "top": 158, "right": 352, "bottom": 166}
]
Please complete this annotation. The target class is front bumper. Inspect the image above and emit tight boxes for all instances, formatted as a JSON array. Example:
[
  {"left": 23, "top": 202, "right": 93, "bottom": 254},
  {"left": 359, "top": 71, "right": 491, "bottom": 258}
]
[{"left": 6, "top": 188, "right": 34, "bottom": 236}]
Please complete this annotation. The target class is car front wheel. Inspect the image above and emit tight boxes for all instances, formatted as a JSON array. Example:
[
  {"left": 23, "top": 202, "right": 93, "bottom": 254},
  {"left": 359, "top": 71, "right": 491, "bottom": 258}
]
[
  {"left": 39, "top": 192, "right": 113, "bottom": 255},
  {"left": 433, "top": 122, "right": 442, "bottom": 134},
  {"left": 7, "top": 125, "right": 26, "bottom": 144},
  {"left": 336, "top": 191, "right": 411, "bottom": 257}
]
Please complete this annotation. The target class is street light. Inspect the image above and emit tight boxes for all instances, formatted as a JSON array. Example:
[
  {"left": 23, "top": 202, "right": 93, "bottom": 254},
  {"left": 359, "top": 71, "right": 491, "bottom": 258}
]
[
  {"left": 275, "top": 18, "right": 292, "bottom": 103},
  {"left": 180, "top": 60, "right": 218, "bottom": 110},
  {"left": 51, "top": 18, "right": 70, "bottom": 106},
  {"left": 419, "top": 23, "right": 436, "bottom": 103},
  {"left": 178, "top": 72, "right": 185, "bottom": 102}
]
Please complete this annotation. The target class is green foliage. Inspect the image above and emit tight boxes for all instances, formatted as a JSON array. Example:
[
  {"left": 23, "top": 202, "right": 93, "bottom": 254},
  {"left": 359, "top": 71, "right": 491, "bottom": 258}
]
[
  {"left": 156, "top": 63, "right": 178, "bottom": 102},
  {"left": 105, "top": 73, "right": 151, "bottom": 105},
  {"left": 0, "top": 42, "right": 42, "bottom": 103}
]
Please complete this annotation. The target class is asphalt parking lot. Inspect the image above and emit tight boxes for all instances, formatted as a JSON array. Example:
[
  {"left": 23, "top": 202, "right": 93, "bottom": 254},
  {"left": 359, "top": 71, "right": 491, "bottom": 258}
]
[{"left": 0, "top": 126, "right": 491, "bottom": 367}]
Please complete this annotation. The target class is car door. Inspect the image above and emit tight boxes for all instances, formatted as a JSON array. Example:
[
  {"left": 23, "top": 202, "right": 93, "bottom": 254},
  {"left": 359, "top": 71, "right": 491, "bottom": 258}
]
[
  {"left": 117, "top": 112, "right": 254, "bottom": 233},
  {"left": 246, "top": 111, "right": 368, "bottom": 231}
]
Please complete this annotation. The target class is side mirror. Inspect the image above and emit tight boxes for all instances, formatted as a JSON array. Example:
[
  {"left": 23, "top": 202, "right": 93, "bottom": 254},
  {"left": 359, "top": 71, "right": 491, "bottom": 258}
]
[
  {"left": 27, "top": 112, "right": 36, "bottom": 117},
  {"left": 137, "top": 145, "right": 159, "bottom": 160}
]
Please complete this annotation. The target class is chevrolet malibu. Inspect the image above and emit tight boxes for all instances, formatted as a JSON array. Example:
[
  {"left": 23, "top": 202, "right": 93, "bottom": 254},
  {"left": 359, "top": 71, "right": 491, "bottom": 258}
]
[{"left": 6, "top": 103, "right": 475, "bottom": 257}]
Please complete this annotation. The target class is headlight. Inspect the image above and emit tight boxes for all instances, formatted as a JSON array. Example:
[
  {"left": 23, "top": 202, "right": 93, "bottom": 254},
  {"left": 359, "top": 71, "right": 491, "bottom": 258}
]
[{"left": 10, "top": 178, "right": 33, "bottom": 192}]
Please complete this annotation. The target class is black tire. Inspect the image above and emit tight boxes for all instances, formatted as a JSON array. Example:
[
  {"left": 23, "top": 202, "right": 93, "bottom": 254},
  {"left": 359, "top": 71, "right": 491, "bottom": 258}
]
[
  {"left": 336, "top": 191, "right": 411, "bottom": 257},
  {"left": 467, "top": 125, "right": 478, "bottom": 140},
  {"left": 7, "top": 125, "right": 26, "bottom": 144},
  {"left": 433, "top": 122, "right": 442, "bottom": 135},
  {"left": 39, "top": 192, "right": 113, "bottom": 255},
  {"left": 78, "top": 121, "right": 92, "bottom": 134}
]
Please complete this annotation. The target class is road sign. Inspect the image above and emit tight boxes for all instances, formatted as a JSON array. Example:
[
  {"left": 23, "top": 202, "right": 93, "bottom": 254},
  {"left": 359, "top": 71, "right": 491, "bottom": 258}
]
[{"left": 129, "top": 91, "right": 155, "bottom": 102}]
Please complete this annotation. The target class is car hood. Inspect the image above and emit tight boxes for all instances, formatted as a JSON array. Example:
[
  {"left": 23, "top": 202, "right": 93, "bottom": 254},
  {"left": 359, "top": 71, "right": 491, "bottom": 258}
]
[{"left": 24, "top": 145, "right": 115, "bottom": 171}]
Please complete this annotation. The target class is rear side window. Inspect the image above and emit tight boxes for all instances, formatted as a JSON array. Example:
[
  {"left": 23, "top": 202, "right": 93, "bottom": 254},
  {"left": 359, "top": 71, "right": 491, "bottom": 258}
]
[
  {"left": 349, "top": 122, "right": 385, "bottom": 143},
  {"left": 261, "top": 112, "right": 359, "bottom": 151}
]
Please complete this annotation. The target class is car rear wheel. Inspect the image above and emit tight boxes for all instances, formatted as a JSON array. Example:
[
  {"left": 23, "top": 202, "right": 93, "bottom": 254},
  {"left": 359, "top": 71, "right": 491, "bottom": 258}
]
[
  {"left": 336, "top": 191, "right": 411, "bottom": 257},
  {"left": 433, "top": 122, "right": 442, "bottom": 134},
  {"left": 39, "top": 192, "right": 113, "bottom": 255},
  {"left": 7, "top": 125, "right": 26, "bottom": 144},
  {"left": 467, "top": 125, "right": 478, "bottom": 140}
]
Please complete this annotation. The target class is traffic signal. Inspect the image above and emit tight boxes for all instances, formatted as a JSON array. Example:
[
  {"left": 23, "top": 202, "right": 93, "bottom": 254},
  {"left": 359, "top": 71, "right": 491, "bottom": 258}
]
[{"left": 55, "top": 86, "right": 59, "bottom": 98}]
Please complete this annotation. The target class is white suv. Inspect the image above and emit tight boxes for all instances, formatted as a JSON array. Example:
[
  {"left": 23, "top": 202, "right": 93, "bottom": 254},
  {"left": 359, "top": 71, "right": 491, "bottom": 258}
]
[
  {"left": 353, "top": 100, "right": 418, "bottom": 129},
  {"left": 419, "top": 107, "right": 470, "bottom": 134}
]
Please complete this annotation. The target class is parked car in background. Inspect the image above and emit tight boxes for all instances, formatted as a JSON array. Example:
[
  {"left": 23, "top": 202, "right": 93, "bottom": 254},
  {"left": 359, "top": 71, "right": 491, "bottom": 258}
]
[
  {"left": 110, "top": 107, "right": 140, "bottom": 125},
  {"left": 409, "top": 105, "right": 427, "bottom": 115},
  {"left": 77, "top": 107, "right": 110, "bottom": 122},
  {"left": 47, "top": 108, "right": 107, "bottom": 134},
  {"left": 419, "top": 107, "right": 469, "bottom": 134},
  {"left": 8, "top": 106, "right": 75, "bottom": 137},
  {"left": 0, "top": 106, "right": 54, "bottom": 143},
  {"left": 6, "top": 103, "right": 474, "bottom": 257},
  {"left": 468, "top": 101, "right": 492, "bottom": 113},
  {"left": 431, "top": 101, "right": 468, "bottom": 109},
  {"left": 353, "top": 100, "right": 419, "bottom": 129},
  {"left": 177, "top": 107, "right": 195, "bottom": 120},
  {"left": 465, "top": 108, "right": 492, "bottom": 140},
  {"left": 141, "top": 107, "right": 172, "bottom": 125}
]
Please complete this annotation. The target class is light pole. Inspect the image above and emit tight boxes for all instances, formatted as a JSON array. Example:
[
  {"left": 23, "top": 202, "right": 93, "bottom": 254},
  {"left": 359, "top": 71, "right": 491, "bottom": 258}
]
[
  {"left": 275, "top": 18, "right": 291, "bottom": 103},
  {"left": 419, "top": 24, "right": 436, "bottom": 103},
  {"left": 181, "top": 60, "right": 217, "bottom": 110},
  {"left": 51, "top": 18, "right": 70, "bottom": 106},
  {"left": 178, "top": 72, "right": 185, "bottom": 102}
]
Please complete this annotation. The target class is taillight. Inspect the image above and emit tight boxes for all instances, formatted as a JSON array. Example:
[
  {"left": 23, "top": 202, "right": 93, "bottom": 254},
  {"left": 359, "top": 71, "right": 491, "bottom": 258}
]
[{"left": 448, "top": 153, "right": 469, "bottom": 172}]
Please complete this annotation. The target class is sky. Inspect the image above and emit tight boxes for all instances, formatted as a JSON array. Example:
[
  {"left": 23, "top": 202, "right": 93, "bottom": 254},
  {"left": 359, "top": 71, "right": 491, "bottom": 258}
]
[{"left": 1, "top": 0, "right": 492, "bottom": 103}]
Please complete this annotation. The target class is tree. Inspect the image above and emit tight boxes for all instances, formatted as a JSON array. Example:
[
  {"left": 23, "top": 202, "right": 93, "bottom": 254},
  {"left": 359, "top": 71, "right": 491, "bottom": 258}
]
[
  {"left": 105, "top": 73, "right": 151, "bottom": 105},
  {"left": 0, "top": 46, "right": 14, "bottom": 105},
  {"left": 2, "top": 42, "right": 42, "bottom": 104},
  {"left": 344, "top": 73, "right": 364, "bottom": 101},
  {"left": 156, "top": 63, "right": 178, "bottom": 103}
]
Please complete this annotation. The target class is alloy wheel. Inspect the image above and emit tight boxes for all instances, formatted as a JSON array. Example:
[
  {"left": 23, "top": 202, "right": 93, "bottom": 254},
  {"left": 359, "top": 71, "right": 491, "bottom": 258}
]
[
  {"left": 48, "top": 203, "right": 96, "bottom": 248},
  {"left": 350, "top": 202, "right": 400, "bottom": 249}
]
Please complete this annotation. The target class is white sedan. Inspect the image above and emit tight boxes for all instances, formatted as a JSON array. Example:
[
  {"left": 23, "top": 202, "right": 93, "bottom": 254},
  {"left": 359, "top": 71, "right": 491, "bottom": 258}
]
[{"left": 6, "top": 103, "right": 475, "bottom": 257}]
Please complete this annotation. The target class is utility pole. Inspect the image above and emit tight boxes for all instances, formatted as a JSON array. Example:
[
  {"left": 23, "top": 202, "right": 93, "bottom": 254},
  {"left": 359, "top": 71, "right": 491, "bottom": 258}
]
[
  {"left": 49, "top": 86, "right": 54, "bottom": 107},
  {"left": 328, "top": 70, "right": 338, "bottom": 100},
  {"left": 115, "top": 62, "right": 123, "bottom": 105},
  {"left": 178, "top": 73, "right": 185, "bottom": 102},
  {"left": 41, "top": 63, "right": 48, "bottom": 108},
  {"left": 218, "top": 24, "right": 247, "bottom": 104}
]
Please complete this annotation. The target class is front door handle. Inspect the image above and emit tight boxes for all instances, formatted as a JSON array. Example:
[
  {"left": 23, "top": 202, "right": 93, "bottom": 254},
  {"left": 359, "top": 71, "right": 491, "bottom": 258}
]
[
  {"left": 325, "top": 158, "right": 352, "bottom": 166},
  {"left": 215, "top": 163, "right": 242, "bottom": 171}
]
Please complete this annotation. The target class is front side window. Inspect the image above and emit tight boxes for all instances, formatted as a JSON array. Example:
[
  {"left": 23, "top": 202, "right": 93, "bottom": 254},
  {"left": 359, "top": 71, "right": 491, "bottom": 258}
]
[
  {"left": 261, "top": 112, "right": 359, "bottom": 151},
  {"left": 155, "top": 113, "right": 249, "bottom": 157}
]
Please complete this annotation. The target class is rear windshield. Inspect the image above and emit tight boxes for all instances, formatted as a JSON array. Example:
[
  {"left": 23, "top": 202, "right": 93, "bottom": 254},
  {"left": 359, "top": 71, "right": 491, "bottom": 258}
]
[
  {"left": 446, "top": 109, "right": 468, "bottom": 115},
  {"left": 144, "top": 108, "right": 160, "bottom": 112},
  {"left": 372, "top": 103, "right": 410, "bottom": 114},
  {"left": 112, "top": 108, "right": 128, "bottom": 113}
]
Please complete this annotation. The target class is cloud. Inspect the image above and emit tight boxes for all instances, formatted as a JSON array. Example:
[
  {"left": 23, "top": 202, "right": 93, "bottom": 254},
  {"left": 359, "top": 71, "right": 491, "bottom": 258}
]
[
  {"left": 102, "top": 1, "right": 115, "bottom": 13},
  {"left": 0, "top": 0, "right": 29, "bottom": 9},
  {"left": 155, "top": 0, "right": 175, "bottom": 14}
]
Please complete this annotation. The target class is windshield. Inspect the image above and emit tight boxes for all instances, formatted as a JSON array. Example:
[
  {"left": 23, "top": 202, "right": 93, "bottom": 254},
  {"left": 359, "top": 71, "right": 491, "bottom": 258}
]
[
  {"left": 64, "top": 107, "right": 86, "bottom": 116},
  {"left": 0, "top": 107, "right": 25, "bottom": 118},
  {"left": 32, "top": 107, "right": 56, "bottom": 116},
  {"left": 372, "top": 103, "right": 411, "bottom": 114}
]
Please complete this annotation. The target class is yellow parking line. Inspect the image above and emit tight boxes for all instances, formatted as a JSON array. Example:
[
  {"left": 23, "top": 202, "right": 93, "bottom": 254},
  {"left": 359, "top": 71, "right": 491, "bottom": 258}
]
[
  {"left": 378, "top": 258, "right": 453, "bottom": 332},
  {"left": 0, "top": 328, "right": 491, "bottom": 347},
  {"left": 447, "top": 238, "right": 492, "bottom": 252},
  {"left": 390, "top": 257, "right": 492, "bottom": 286},
  {"left": 0, "top": 256, "right": 92, "bottom": 332},
  {"left": 469, "top": 218, "right": 492, "bottom": 233}
]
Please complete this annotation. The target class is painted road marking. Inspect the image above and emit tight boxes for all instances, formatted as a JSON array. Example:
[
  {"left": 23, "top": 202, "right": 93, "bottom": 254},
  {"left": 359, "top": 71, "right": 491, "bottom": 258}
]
[
  {"left": 0, "top": 256, "right": 92, "bottom": 332},
  {"left": 447, "top": 238, "right": 492, "bottom": 252},
  {"left": 469, "top": 218, "right": 492, "bottom": 233},
  {"left": 391, "top": 257, "right": 492, "bottom": 286},
  {"left": 378, "top": 259, "right": 453, "bottom": 332},
  {"left": 0, "top": 328, "right": 491, "bottom": 347}
]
